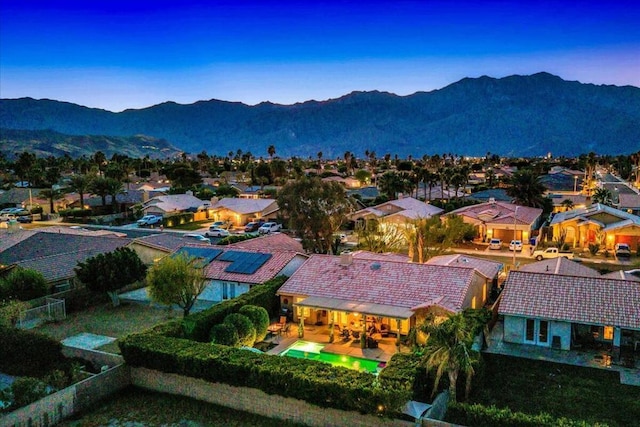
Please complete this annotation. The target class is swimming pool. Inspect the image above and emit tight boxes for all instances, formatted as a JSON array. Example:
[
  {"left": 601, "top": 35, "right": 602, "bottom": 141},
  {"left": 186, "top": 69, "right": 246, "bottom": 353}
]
[{"left": 279, "top": 340, "right": 385, "bottom": 374}]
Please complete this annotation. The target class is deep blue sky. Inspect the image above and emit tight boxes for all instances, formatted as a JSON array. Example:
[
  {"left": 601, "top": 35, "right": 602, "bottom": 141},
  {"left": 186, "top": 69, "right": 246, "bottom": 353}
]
[{"left": 1, "top": 0, "right": 638, "bottom": 112}]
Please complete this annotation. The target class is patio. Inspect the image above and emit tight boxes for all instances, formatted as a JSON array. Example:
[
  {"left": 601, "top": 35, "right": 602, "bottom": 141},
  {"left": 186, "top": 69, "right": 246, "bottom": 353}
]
[
  {"left": 265, "top": 321, "right": 407, "bottom": 364},
  {"left": 485, "top": 321, "right": 640, "bottom": 386}
]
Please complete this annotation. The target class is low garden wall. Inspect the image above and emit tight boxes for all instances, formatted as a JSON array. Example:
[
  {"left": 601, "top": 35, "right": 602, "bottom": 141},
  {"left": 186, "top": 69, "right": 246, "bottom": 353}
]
[
  {"left": 131, "top": 367, "right": 412, "bottom": 427},
  {"left": 61, "top": 346, "right": 124, "bottom": 370}
]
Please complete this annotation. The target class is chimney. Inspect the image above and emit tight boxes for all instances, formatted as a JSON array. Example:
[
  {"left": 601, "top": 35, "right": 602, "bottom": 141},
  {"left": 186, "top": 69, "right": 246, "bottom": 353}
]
[{"left": 340, "top": 252, "right": 353, "bottom": 267}]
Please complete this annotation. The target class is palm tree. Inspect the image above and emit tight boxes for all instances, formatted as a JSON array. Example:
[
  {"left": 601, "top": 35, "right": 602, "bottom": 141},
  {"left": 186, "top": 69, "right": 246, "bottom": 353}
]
[
  {"left": 505, "top": 170, "right": 547, "bottom": 208},
  {"left": 560, "top": 199, "right": 574, "bottom": 212},
  {"left": 378, "top": 171, "right": 406, "bottom": 200},
  {"left": 68, "top": 174, "right": 92, "bottom": 209},
  {"left": 592, "top": 187, "right": 613, "bottom": 206},
  {"left": 267, "top": 145, "right": 276, "bottom": 160},
  {"left": 419, "top": 312, "right": 479, "bottom": 403}
]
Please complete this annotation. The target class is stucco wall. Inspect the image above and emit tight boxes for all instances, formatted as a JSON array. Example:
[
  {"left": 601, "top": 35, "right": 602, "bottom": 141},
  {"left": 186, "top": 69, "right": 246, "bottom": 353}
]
[
  {"left": 128, "top": 242, "right": 168, "bottom": 265},
  {"left": 130, "top": 367, "right": 412, "bottom": 427},
  {"left": 503, "top": 315, "right": 525, "bottom": 344},
  {"left": 461, "top": 274, "right": 488, "bottom": 309},
  {"left": 549, "top": 321, "right": 572, "bottom": 350}
]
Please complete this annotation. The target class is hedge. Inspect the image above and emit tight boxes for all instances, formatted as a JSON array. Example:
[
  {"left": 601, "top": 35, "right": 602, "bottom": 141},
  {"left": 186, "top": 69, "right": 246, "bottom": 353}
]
[
  {"left": 223, "top": 313, "right": 256, "bottom": 347},
  {"left": 182, "top": 276, "right": 286, "bottom": 342},
  {"left": 210, "top": 323, "right": 240, "bottom": 346},
  {"left": 238, "top": 305, "right": 270, "bottom": 342},
  {"left": 446, "top": 402, "right": 607, "bottom": 427},
  {"left": 0, "top": 326, "right": 67, "bottom": 377},
  {"left": 119, "top": 332, "right": 412, "bottom": 415}
]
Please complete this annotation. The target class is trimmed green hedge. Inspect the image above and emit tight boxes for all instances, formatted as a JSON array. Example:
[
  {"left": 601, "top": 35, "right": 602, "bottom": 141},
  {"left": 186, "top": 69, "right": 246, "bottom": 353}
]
[
  {"left": 183, "top": 276, "right": 286, "bottom": 342},
  {"left": 239, "top": 305, "right": 270, "bottom": 342},
  {"left": 0, "top": 326, "right": 67, "bottom": 377},
  {"left": 446, "top": 403, "right": 607, "bottom": 427},
  {"left": 210, "top": 323, "right": 239, "bottom": 346},
  {"left": 119, "top": 332, "right": 411, "bottom": 415},
  {"left": 223, "top": 313, "right": 255, "bottom": 347}
]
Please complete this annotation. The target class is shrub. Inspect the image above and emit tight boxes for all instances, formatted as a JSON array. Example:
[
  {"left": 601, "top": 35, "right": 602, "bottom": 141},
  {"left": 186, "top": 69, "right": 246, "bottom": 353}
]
[
  {"left": 588, "top": 243, "right": 600, "bottom": 256},
  {"left": 0, "top": 268, "right": 48, "bottom": 301},
  {"left": 0, "top": 326, "right": 67, "bottom": 377},
  {"left": 209, "top": 323, "right": 239, "bottom": 347},
  {"left": 238, "top": 305, "right": 270, "bottom": 342},
  {"left": 224, "top": 313, "right": 256, "bottom": 347},
  {"left": 8, "top": 377, "right": 49, "bottom": 410}
]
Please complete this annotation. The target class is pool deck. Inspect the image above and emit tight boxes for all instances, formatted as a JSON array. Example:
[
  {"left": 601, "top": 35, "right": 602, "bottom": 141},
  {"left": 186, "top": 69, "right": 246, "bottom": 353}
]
[{"left": 266, "top": 323, "right": 406, "bottom": 363}]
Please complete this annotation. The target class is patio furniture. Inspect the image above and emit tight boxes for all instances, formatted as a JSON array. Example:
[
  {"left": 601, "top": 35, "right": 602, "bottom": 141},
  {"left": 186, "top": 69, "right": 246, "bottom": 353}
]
[
  {"left": 341, "top": 328, "right": 351, "bottom": 341},
  {"left": 282, "top": 323, "right": 291, "bottom": 337},
  {"left": 267, "top": 323, "right": 283, "bottom": 341},
  {"left": 351, "top": 330, "right": 361, "bottom": 343},
  {"left": 278, "top": 316, "right": 287, "bottom": 327}
]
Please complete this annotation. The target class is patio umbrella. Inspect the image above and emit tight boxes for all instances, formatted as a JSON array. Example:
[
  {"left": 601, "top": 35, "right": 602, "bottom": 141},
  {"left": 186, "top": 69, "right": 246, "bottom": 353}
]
[{"left": 402, "top": 400, "right": 432, "bottom": 422}]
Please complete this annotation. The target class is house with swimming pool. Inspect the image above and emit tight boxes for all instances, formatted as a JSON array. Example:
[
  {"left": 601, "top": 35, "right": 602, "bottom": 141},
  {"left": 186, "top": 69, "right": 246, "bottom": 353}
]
[{"left": 277, "top": 252, "right": 492, "bottom": 342}]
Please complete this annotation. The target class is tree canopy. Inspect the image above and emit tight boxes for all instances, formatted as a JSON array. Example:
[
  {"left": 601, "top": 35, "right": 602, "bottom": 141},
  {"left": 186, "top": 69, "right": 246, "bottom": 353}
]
[
  {"left": 75, "top": 247, "right": 147, "bottom": 306},
  {"left": 146, "top": 254, "right": 207, "bottom": 317},
  {"left": 277, "top": 176, "right": 355, "bottom": 253},
  {"left": 0, "top": 268, "right": 48, "bottom": 301}
]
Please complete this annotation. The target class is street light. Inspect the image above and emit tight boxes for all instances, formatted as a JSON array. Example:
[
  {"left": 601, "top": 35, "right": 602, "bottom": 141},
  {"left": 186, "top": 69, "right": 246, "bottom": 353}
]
[
  {"left": 574, "top": 175, "right": 578, "bottom": 193},
  {"left": 513, "top": 206, "right": 518, "bottom": 269}
]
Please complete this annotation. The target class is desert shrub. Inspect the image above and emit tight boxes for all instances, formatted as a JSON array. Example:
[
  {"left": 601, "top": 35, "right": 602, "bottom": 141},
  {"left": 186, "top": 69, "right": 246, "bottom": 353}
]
[
  {"left": 209, "top": 323, "right": 239, "bottom": 347},
  {"left": 224, "top": 313, "right": 256, "bottom": 347},
  {"left": 588, "top": 243, "right": 600, "bottom": 256},
  {"left": 238, "top": 305, "right": 269, "bottom": 342}
]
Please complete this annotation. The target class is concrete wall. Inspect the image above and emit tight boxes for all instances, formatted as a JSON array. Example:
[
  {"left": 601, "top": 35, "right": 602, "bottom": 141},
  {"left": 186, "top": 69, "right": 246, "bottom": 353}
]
[
  {"left": 130, "top": 367, "right": 413, "bottom": 427},
  {"left": 61, "top": 346, "right": 124, "bottom": 370}
]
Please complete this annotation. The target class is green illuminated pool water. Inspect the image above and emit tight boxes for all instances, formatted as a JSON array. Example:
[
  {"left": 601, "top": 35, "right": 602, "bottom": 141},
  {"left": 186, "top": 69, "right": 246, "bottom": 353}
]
[{"left": 280, "top": 340, "right": 384, "bottom": 374}]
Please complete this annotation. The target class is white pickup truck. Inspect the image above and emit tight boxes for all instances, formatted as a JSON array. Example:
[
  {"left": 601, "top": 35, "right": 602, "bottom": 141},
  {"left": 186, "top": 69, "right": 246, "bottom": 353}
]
[{"left": 531, "top": 247, "right": 574, "bottom": 261}]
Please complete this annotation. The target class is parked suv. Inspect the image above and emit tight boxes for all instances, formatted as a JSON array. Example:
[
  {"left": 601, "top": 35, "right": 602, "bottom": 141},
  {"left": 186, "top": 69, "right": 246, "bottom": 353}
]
[
  {"left": 258, "top": 222, "right": 282, "bottom": 234},
  {"left": 488, "top": 238, "right": 502, "bottom": 250},
  {"left": 509, "top": 240, "right": 523, "bottom": 252},
  {"left": 244, "top": 220, "right": 265, "bottom": 232},
  {"left": 137, "top": 214, "right": 162, "bottom": 226},
  {"left": 615, "top": 243, "right": 632, "bottom": 258}
]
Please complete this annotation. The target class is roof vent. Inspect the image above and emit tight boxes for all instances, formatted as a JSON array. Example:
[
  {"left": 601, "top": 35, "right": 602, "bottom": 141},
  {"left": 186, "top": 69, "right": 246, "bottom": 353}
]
[
  {"left": 370, "top": 262, "right": 381, "bottom": 271},
  {"left": 340, "top": 252, "right": 353, "bottom": 267},
  {"left": 489, "top": 197, "right": 496, "bottom": 203}
]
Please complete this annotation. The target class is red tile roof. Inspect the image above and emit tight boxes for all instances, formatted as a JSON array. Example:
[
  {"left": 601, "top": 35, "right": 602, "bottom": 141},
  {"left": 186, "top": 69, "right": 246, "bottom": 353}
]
[
  {"left": 278, "top": 254, "right": 478, "bottom": 313},
  {"left": 427, "top": 254, "right": 502, "bottom": 279},
  {"left": 499, "top": 271, "right": 640, "bottom": 329},
  {"left": 518, "top": 258, "right": 600, "bottom": 277},
  {"left": 447, "top": 201, "right": 542, "bottom": 226},
  {"left": 203, "top": 247, "right": 301, "bottom": 285},
  {"left": 230, "top": 233, "right": 304, "bottom": 253},
  {"left": 352, "top": 250, "right": 409, "bottom": 263}
]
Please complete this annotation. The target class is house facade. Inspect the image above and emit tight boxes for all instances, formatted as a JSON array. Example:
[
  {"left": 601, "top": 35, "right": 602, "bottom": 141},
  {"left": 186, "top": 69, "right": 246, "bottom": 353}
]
[
  {"left": 277, "top": 253, "right": 489, "bottom": 340},
  {"left": 499, "top": 271, "right": 640, "bottom": 359},
  {"left": 446, "top": 200, "right": 543, "bottom": 243},
  {"left": 350, "top": 196, "right": 443, "bottom": 225},
  {"left": 209, "top": 198, "right": 279, "bottom": 226}
]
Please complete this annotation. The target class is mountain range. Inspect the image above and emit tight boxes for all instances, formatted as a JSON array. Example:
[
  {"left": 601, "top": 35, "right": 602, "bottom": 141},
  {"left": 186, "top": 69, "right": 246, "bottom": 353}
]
[{"left": 1, "top": 72, "right": 639, "bottom": 158}]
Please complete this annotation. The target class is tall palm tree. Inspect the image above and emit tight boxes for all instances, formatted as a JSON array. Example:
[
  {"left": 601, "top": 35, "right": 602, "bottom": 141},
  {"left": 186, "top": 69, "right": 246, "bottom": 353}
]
[
  {"left": 505, "top": 170, "right": 547, "bottom": 208},
  {"left": 419, "top": 313, "right": 479, "bottom": 403},
  {"left": 560, "top": 199, "right": 575, "bottom": 212},
  {"left": 592, "top": 187, "right": 613, "bottom": 206},
  {"left": 267, "top": 145, "right": 276, "bottom": 160},
  {"left": 69, "top": 174, "right": 92, "bottom": 209}
]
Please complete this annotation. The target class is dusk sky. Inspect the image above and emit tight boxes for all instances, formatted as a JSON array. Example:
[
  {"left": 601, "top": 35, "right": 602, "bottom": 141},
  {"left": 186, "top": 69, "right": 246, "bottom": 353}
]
[{"left": 1, "top": 0, "right": 639, "bottom": 112}]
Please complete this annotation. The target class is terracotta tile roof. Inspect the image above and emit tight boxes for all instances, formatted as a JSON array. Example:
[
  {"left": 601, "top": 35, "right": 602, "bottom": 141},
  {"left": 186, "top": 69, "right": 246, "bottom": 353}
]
[
  {"left": 499, "top": 271, "right": 640, "bottom": 329},
  {"left": 618, "top": 193, "right": 640, "bottom": 208},
  {"left": 427, "top": 254, "right": 502, "bottom": 279},
  {"left": 202, "top": 247, "right": 300, "bottom": 285},
  {"left": 211, "top": 198, "right": 278, "bottom": 215},
  {"left": 352, "top": 251, "right": 409, "bottom": 263},
  {"left": 230, "top": 233, "right": 304, "bottom": 253},
  {"left": 602, "top": 270, "right": 640, "bottom": 282},
  {"left": 447, "top": 201, "right": 542, "bottom": 226},
  {"left": 0, "top": 229, "right": 38, "bottom": 253},
  {"left": 133, "top": 233, "right": 189, "bottom": 252},
  {"left": 278, "top": 254, "right": 478, "bottom": 313},
  {"left": 518, "top": 258, "right": 600, "bottom": 277},
  {"left": 0, "top": 232, "right": 131, "bottom": 265}
]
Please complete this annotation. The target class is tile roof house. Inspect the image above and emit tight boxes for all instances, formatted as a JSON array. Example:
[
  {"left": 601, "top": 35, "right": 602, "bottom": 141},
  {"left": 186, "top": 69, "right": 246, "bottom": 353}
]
[
  {"left": 229, "top": 233, "right": 304, "bottom": 253},
  {"left": 518, "top": 257, "right": 600, "bottom": 278},
  {"left": 351, "top": 196, "right": 443, "bottom": 224},
  {"left": 128, "top": 233, "right": 192, "bottom": 265},
  {"left": 141, "top": 194, "right": 207, "bottom": 216},
  {"left": 446, "top": 200, "right": 543, "bottom": 243},
  {"left": 277, "top": 253, "right": 490, "bottom": 337},
  {"left": 499, "top": 271, "right": 640, "bottom": 357},
  {"left": 617, "top": 193, "right": 640, "bottom": 216},
  {"left": 172, "top": 245, "right": 307, "bottom": 303},
  {"left": 351, "top": 250, "right": 409, "bottom": 263},
  {"left": 209, "top": 197, "right": 279, "bottom": 226},
  {"left": 549, "top": 203, "right": 640, "bottom": 250},
  {"left": 0, "top": 231, "right": 131, "bottom": 291},
  {"left": 602, "top": 270, "right": 640, "bottom": 282}
]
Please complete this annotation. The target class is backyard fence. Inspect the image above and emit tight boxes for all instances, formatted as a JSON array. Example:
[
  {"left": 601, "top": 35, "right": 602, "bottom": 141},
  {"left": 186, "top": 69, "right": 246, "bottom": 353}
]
[{"left": 17, "top": 298, "right": 66, "bottom": 330}]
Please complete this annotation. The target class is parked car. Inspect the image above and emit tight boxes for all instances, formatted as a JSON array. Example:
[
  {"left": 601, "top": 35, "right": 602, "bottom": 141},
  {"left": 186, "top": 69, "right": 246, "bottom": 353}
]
[
  {"left": 488, "top": 238, "right": 502, "bottom": 250},
  {"left": 531, "top": 247, "right": 574, "bottom": 260},
  {"left": 509, "top": 240, "right": 523, "bottom": 252},
  {"left": 244, "top": 220, "right": 265, "bottom": 233},
  {"left": 205, "top": 227, "right": 230, "bottom": 238},
  {"left": 183, "top": 233, "right": 211, "bottom": 243},
  {"left": 258, "top": 222, "right": 282, "bottom": 234},
  {"left": 615, "top": 243, "right": 632, "bottom": 258},
  {"left": 0, "top": 213, "right": 17, "bottom": 222},
  {"left": 137, "top": 214, "right": 162, "bottom": 226},
  {"left": 211, "top": 220, "right": 231, "bottom": 230},
  {"left": 17, "top": 215, "right": 33, "bottom": 223}
]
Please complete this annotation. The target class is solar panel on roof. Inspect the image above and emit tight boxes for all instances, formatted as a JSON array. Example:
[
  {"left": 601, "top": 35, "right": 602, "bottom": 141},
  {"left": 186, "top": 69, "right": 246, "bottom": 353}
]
[
  {"left": 173, "top": 247, "right": 223, "bottom": 265},
  {"left": 221, "top": 251, "right": 272, "bottom": 274}
]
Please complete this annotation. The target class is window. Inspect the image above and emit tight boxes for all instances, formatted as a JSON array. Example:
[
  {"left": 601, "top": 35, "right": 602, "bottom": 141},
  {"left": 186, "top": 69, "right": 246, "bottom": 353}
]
[
  {"left": 603, "top": 326, "right": 614, "bottom": 340},
  {"left": 525, "top": 319, "right": 535, "bottom": 342},
  {"left": 538, "top": 320, "right": 549, "bottom": 343},
  {"left": 222, "top": 283, "right": 228, "bottom": 300}
]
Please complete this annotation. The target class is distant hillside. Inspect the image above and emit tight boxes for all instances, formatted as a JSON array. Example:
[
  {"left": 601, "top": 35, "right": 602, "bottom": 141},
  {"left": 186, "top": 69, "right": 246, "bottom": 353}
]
[
  {"left": 1, "top": 73, "right": 639, "bottom": 157},
  {"left": 0, "top": 129, "right": 182, "bottom": 159}
]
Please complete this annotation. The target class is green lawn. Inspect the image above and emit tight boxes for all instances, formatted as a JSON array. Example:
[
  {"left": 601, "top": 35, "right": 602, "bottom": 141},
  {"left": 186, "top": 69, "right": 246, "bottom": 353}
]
[
  {"left": 35, "top": 301, "right": 177, "bottom": 354},
  {"left": 60, "top": 387, "right": 305, "bottom": 427},
  {"left": 466, "top": 354, "right": 640, "bottom": 427}
]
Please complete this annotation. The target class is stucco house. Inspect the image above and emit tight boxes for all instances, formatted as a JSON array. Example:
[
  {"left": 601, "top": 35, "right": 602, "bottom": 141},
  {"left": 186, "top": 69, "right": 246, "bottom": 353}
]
[
  {"left": 446, "top": 200, "right": 543, "bottom": 243},
  {"left": 172, "top": 245, "right": 307, "bottom": 302},
  {"left": 140, "top": 194, "right": 207, "bottom": 216},
  {"left": 426, "top": 254, "right": 503, "bottom": 299},
  {"left": 209, "top": 197, "right": 279, "bottom": 226},
  {"left": 549, "top": 203, "right": 640, "bottom": 250},
  {"left": 128, "top": 233, "right": 191, "bottom": 265},
  {"left": 350, "top": 196, "right": 443, "bottom": 224},
  {"left": 277, "top": 252, "right": 491, "bottom": 340},
  {"left": 499, "top": 271, "right": 640, "bottom": 360}
]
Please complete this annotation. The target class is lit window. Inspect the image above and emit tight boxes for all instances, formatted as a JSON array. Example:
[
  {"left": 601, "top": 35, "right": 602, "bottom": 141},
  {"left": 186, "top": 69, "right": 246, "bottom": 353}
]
[{"left": 603, "top": 326, "right": 614, "bottom": 340}]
